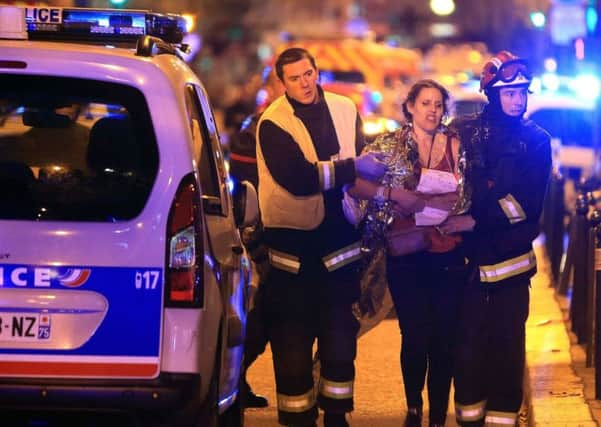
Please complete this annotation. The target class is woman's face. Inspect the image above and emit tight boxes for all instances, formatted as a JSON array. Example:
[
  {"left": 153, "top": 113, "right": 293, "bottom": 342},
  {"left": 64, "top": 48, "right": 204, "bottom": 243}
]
[{"left": 407, "top": 87, "right": 444, "bottom": 134}]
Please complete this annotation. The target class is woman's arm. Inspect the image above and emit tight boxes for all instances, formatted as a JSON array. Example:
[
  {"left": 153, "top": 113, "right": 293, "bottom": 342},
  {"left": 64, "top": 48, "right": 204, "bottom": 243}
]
[{"left": 347, "top": 177, "right": 426, "bottom": 214}]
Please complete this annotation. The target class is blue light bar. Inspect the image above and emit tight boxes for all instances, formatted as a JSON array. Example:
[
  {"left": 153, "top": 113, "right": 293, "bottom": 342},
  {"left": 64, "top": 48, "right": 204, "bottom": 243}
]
[{"left": 24, "top": 7, "right": 186, "bottom": 44}]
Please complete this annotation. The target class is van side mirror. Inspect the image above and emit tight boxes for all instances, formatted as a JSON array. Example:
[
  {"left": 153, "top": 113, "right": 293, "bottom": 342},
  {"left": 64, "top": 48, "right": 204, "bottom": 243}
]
[{"left": 232, "top": 180, "right": 259, "bottom": 228}]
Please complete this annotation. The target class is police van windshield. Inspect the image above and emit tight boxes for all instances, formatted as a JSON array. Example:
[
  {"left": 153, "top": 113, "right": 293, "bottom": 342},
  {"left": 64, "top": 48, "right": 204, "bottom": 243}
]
[{"left": 0, "top": 75, "right": 158, "bottom": 222}]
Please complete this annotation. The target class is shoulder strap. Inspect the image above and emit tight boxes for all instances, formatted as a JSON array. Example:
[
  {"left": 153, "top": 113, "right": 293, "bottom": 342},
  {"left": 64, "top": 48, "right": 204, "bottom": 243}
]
[{"left": 444, "top": 133, "right": 455, "bottom": 172}]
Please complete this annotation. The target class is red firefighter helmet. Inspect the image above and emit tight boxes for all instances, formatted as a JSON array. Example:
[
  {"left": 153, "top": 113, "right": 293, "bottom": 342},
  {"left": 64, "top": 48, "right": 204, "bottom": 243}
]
[{"left": 480, "top": 51, "right": 531, "bottom": 92}]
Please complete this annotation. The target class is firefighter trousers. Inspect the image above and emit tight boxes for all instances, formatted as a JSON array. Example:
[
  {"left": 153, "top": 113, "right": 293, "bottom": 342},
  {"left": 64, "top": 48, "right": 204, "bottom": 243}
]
[
  {"left": 454, "top": 279, "right": 530, "bottom": 426},
  {"left": 264, "top": 268, "right": 360, "bottom": 426}
]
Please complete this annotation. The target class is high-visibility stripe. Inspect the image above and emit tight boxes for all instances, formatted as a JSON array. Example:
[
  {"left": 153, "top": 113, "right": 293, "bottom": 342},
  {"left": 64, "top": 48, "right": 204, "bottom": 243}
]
[
  {"left": 319, "top": 378, "right": 353, "bottom": 400},
  {"left": 277, "top": 388, "right": 316, "bottom": 413},
  {"left": 269, "top": 249, "right": 301, "bottom": 274},
  {"left": 455, "top": 400, "right": 486, "bottom": 422},
  {"left": 322, "top": 242, "right": 362, "bottom": 272},
  {"left": 498, "top": 193, "right": 526, "bottom": 224},
  {"left": 317, "top": 161, "right": 335, "bottom": 191},
  {"left": 323, "top": 44, "right": 353, "bottom": 71},
  {"left": 484, "top": 410, "right": 517, "bottom": 426},
  {"left": 479, "top": 250, "right": 536, "bottom": 283},
  {"left": 341, "top": 45, "right": 373, "bottom": 77},
  {"left": 229, "top": 152, "right": 257, "bottom": 164}
]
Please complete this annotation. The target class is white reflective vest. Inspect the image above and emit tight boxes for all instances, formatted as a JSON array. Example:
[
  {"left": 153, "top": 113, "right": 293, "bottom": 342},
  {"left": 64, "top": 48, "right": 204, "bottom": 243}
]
[{"left": 256, "top": 92, "right": 357, "bottom": 230}]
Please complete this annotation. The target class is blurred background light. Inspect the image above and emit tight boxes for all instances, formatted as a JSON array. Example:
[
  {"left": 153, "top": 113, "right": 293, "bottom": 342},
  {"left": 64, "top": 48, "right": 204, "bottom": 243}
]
[
  {"left": 429, "top": 23, "right": 457, "bottom": 38},
  {"left": 543, "top": 57, "right": 558, "bottom": 73},
  {"left": 569, "top": 74, "right": 600, "bottom": 100},
  {"left": 530, "top": 11, "right": 546, "bottom": 28},
  {"left": 574, "top": 38, "right": 585, "bottom": 60},
  {"left": 586, "top": 6, "right": 598, "bottom": 32},
  {"left": 430, "top": 0, "right": 456, "bottom": 16},
  {"left": 530, "top": 77, "right": 543, "bottom": 94},
  {"left": 181, "top": 13, "right": 195, "bottom": 33},
  {"left": 541, "top": 72, "right": 560, "bottom": 91}
]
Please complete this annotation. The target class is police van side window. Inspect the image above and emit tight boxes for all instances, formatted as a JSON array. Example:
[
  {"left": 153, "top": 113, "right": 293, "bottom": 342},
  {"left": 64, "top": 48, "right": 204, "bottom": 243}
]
[
  {"left": 184, "top": 86, "right": 223, "bottom": 216},
  {"left": 193, "top": 85, "right": 230, "bottom": 215},
  {"left": 0, "top": 74, "right": 158, "bottom": 221}
]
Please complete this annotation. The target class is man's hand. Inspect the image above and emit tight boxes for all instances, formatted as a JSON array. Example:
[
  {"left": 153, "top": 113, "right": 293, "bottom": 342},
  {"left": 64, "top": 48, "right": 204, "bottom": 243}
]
[{"left": 355, "top": 152, "right": 387, "bottom": 181}]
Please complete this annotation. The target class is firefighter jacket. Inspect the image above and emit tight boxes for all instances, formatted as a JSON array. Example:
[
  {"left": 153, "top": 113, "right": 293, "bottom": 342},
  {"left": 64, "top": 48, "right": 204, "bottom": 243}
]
[
  {"left": 256, "top": 89, "right": 360, "bottom": 230},
  {"left": 256, "top": 87, "right": 364, "bottom": 283},
  {"left": 451, "top": 106, "right": 551, "bottom": 286}
]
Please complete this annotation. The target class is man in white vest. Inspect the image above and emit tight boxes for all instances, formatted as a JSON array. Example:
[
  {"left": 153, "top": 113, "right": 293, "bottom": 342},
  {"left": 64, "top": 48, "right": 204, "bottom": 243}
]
[{"left": 256, "top": 47, "right": 386, "bottom": 427}]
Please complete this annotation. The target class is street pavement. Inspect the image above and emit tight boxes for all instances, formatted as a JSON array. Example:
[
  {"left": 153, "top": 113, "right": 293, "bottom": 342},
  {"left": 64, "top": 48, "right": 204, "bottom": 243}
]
[{"left": 245, "top": 240, "right": 601, "bottom": 426}]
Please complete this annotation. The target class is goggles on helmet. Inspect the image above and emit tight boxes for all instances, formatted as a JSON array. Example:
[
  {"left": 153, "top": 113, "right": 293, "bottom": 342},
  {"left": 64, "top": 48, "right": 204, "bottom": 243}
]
[
  {"left": 483, "top": 59, "right": 532, "bottom": 90},
  {"left": 495, "top": 60, "right": 531, "bottom": 83}
]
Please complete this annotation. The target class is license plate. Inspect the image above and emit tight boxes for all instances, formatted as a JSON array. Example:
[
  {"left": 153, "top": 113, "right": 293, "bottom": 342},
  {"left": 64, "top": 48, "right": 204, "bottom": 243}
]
[{"left": 0, "top": 313, "right": 51, "bottom": 341}]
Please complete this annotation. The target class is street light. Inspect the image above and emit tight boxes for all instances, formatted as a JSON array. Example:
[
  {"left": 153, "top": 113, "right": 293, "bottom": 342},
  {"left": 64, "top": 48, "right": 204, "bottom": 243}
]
[{"left": 430, "top": 0, "right": 455, "bottom": 16}]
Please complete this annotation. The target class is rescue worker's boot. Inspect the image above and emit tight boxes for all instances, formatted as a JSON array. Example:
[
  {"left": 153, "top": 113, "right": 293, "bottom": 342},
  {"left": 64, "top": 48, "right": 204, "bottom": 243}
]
[
  {"left": 240, "top": 377, "right": 268, "bottom": 408},
  {"left": 403, "top": 407, "right": 422, "bottom": 427},
  {"left": 323, "top": 412, "right": 349, "bottom": 427}
]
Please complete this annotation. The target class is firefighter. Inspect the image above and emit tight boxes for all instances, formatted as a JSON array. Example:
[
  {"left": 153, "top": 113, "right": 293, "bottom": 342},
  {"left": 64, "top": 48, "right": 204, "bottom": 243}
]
[
  {"left": 441, "top": 51, "right": 551, "bottom": 426},
  {"left": 256, "top": 47, "right": 386, "bottom": 427}
]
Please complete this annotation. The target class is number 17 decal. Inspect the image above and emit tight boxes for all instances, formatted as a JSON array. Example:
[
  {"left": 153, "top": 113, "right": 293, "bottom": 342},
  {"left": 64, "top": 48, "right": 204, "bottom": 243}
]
[{"left": 135, "top": 270, "right": 160, "bottom": 290}]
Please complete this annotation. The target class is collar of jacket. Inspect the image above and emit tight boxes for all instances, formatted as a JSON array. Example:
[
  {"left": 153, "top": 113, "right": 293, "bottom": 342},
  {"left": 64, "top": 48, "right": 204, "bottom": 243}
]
[{"left": 285, "top": 85, "right": 325, "bottom": 111}]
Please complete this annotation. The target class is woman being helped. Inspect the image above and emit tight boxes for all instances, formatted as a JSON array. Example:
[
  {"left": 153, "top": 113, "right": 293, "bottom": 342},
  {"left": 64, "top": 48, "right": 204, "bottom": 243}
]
[{"left": 347, "top": 79, "right": 466, "bottom": 427}]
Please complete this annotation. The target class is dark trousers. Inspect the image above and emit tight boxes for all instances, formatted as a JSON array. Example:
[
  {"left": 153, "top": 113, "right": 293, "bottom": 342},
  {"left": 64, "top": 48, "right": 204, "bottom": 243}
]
[
  {"left": 264, "top": 267, "right": 360, "bottom": 426},
  {"left": 454, "top": 278, "right": 530, "bottom": 426},
  {"left": 244, "top": 284, "right": 268, "bottom": 370},
  {"left": 386, "top": 250, "right": 465, "bottom": 425}
]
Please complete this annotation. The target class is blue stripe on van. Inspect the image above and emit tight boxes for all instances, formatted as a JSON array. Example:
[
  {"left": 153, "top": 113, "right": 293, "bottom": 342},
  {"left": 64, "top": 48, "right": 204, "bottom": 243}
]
[{"left": 0, "top": 264, "right": 162, "bottom": 357}]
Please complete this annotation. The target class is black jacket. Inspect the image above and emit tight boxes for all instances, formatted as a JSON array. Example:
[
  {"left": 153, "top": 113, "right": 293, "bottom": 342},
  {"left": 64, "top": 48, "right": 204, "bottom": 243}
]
[{"left": 451, "top": 106, "right": 551, "bottom": 285}]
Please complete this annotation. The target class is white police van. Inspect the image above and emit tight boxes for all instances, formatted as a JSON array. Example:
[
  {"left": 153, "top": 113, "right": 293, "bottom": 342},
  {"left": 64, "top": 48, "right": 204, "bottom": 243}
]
[{"left": 0, "top": 5, "right": 258, "bottom": 426}]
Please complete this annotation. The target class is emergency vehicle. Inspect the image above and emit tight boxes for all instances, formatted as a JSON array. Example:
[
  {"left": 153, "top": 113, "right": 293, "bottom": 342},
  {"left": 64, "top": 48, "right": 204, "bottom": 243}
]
[
  {"left": 277, "top": 39, "right": 420, "bottom": 89},
  {"left": 277, "top": 38, "right": 420, "bottom": 119},
  {"left": 0, "top": 5, "right": 258, "bottom": 426}
]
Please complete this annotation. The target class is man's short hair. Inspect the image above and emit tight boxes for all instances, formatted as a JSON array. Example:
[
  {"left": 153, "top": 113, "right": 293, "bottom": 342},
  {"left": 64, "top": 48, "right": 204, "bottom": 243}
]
[{"left": 275, "top": 48, "right": 317, "bottom": 81}]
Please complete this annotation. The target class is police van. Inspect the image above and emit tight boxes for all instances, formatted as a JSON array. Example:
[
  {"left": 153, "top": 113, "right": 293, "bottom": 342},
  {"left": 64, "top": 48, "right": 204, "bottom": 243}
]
[{"left": 0, "top": 5, "right": 258, "bottom": 426}]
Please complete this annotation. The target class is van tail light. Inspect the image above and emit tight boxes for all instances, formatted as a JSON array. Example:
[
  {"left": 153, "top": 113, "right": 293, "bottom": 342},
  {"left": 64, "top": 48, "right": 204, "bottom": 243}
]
[{"left": 165, "top": 173, "right": 204, "bottom": 307}]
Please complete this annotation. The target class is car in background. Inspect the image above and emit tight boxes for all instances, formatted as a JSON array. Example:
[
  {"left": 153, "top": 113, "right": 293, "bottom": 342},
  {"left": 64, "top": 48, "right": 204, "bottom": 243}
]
[
  {"left": 0, "top": 5, "right": 257, "bottom": 426},
  {"left": 446, "top": 80, "right": 487, "bottom": 120},
  {"left": 525, "top": 91, "right": 597, "bottom": 180}
]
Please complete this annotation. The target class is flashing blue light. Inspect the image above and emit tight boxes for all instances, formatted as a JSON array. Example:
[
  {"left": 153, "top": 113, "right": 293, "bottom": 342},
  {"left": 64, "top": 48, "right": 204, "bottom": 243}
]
[
  {"left": 319, "top": 70, "right": 335, "bottom": 85},
  {"left": 255, "top": 88, "right": 268, "bottom": 108},
  {"left": 24, "top": 7, "right": 186, "bottom": 43},
  {"left": 586, "top": 7, "right": 598, "bottom": 32},
  {"left": 530, "top": 11, "right": 546, "bottom": 28},
  {"left": 226, "top": 176, "right": 235, "bottom": 194},
  {"left": 370, "top": 91, "right": 383, "bottom": 105},
  {"left": 541, "top": 73, "right": 560, "bottom": 92},
  {"left": 110, "top": 0, "right": 127, "bottom": 4},
  {"left": 570, "top": 74, "right": 600, "bottom": 100}
]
